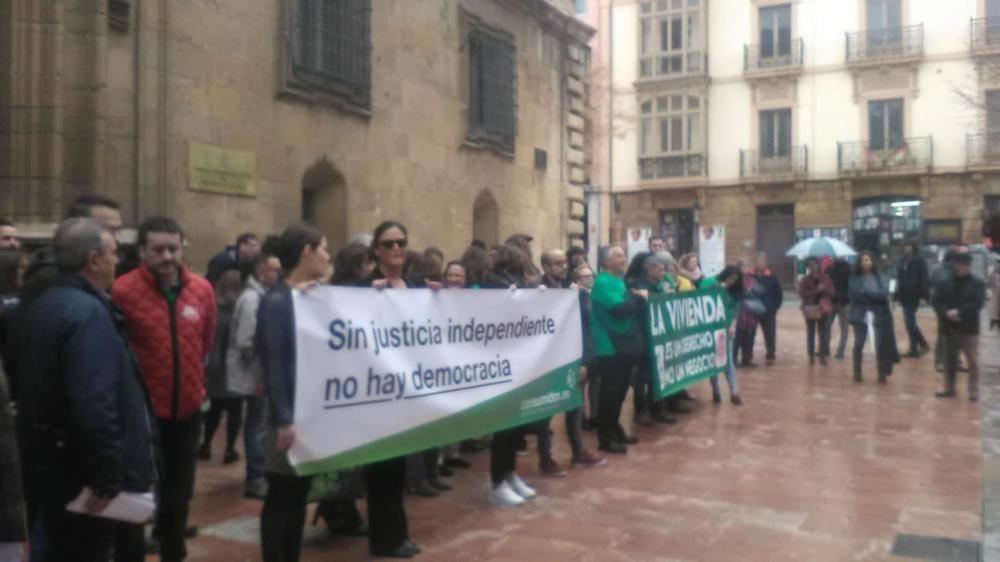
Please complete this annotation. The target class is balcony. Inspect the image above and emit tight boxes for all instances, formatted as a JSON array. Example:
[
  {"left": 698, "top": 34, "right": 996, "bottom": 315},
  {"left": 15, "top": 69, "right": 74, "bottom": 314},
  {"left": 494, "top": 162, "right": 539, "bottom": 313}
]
[
  {"left": 744, "top": 39, "right": 804, "bottom": 78},
  {"left": 967, "top": 132, "right": 1000, "bottom": 168},
  {"left": 845, "top": 24, "right": 923, "bottom": 67},
  {"left": 971, "top": 17, "right": 1000, "bottom": 56},
  {"left": 639, "top": 154, "right": 705, "bottom": 180},
  {"left": 837, "top": 137, "right": 933, "bottom": 175},
  {"left": 739, "top": 146, "right": 808, "bottom": 179}
]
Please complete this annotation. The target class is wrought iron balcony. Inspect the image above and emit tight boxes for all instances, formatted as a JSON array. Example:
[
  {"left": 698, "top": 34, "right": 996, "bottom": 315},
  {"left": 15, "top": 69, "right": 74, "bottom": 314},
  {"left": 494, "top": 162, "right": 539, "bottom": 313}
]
[
  {"left": 739, "top": 146, "right": 808, "bottom": 179},
  {"left": 744, "top": 39, "right": 804, "bottom": 76},
  {"left": 971, "top": 17, "right": 1000, "bottom": 55},
  {"left": 638, "top": 154, "right": 705, "bottom": 180},
  {"left": 967, "top": 132, "right": 1000, "bottom": 168},
  {"left": 845, "top": 24, "right": 923, "bottom": 65},
  {"left": 837, "top": 136, "right": 933, "bottom": 175}
]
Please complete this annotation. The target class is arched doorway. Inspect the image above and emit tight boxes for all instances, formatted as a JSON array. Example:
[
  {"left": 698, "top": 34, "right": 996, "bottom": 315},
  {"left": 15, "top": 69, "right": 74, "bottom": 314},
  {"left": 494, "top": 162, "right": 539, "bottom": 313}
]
[
  {"left": 473, "top": 190, "right": 499, "bottom": 246},
  {"left": 301, "top": 158, "right": 348, "bottom": 251}
]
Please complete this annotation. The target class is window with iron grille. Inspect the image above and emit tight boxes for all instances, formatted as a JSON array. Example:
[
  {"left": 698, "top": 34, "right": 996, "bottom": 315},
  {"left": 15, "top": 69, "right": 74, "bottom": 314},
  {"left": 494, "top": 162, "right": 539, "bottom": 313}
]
[
  {"left": 290, "top": 0, "right": 372, "bottom": 110},
  {"left": 639, "top": 0, "right": 703, "bottom": 78},
  {"left": 638, "top": 94, "right": 704, "bottom": 179},
  {"left": 468, "top": 24, "right": 517, "bottom": 155},
  {"left": 108, "top": 0, "right": 131, "bottom": 32}
]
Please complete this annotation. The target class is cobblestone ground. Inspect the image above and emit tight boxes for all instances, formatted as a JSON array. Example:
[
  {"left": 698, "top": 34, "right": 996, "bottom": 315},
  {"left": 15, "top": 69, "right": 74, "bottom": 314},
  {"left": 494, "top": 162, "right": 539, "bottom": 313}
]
[{"left": 170, "top": 306, "right": 982, "bottom": 561}]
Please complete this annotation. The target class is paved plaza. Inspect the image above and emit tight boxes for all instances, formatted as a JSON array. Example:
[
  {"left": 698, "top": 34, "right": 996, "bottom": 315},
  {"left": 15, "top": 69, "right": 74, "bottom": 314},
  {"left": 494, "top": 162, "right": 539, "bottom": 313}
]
[{"left": 176, "top": 306, "right": 983, "bottom": 561}]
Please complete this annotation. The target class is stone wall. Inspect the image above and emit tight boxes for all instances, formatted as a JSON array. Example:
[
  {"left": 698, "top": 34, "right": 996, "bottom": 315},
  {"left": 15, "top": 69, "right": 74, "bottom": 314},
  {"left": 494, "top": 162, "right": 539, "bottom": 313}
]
[{"left": 1, "top": 0, "right": 593, "bottom": 268}]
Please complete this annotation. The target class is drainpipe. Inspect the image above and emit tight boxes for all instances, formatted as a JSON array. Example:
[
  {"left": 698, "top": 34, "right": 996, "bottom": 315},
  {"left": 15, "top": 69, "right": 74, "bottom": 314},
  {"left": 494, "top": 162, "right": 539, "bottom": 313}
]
[
  {"left": 133, "top": 0, "right": 143, "bottom": 224},
  {"left": 607, "top": 0, "right": 614, "bottom": 245}
]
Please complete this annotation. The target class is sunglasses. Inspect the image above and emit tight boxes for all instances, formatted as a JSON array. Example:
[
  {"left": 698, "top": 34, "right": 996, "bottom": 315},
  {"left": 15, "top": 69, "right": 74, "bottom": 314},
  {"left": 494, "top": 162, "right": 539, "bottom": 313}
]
[{"left": 379, "top": 238, "right": 408, "bottom": 250}]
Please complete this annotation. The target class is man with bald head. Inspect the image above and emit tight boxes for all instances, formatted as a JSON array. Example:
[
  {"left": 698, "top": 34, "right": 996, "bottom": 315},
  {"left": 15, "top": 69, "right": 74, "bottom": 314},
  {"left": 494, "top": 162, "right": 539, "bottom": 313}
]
[{"left": 541, "top": 249, "right": 572, "bottom": 289}]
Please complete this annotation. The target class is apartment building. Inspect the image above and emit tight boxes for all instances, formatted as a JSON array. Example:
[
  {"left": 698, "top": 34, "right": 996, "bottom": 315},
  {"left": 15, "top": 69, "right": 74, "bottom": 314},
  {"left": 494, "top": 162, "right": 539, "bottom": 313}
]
[{"left": 582, "top": 0, "right": 1000, "bottom": 285}]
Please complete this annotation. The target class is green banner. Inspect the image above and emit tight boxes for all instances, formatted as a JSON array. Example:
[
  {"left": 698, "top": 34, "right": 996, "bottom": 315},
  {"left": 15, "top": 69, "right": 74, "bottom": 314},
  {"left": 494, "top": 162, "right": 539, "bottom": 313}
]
[{"left": 646, "top": 287, "right": 733, "bottom": 400}]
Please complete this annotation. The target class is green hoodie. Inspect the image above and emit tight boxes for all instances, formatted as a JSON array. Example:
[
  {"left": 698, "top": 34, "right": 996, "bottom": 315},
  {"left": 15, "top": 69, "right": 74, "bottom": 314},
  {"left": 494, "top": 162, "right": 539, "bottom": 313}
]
[{"left": 589, "top": 271, "right": 635, "bottom": 357}]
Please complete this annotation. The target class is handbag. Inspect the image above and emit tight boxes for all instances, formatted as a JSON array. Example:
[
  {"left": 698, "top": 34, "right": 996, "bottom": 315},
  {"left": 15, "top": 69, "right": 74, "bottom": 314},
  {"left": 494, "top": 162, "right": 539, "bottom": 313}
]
[{"left": 802, "top": 304, "right": 823, "bottom": 320}]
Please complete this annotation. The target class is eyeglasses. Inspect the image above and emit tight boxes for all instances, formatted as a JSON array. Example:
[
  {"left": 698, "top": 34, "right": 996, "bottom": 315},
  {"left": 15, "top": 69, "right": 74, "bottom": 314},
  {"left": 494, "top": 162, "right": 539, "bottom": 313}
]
[{"left": 379, "top": 238, "right": 408, "bottom": 250}]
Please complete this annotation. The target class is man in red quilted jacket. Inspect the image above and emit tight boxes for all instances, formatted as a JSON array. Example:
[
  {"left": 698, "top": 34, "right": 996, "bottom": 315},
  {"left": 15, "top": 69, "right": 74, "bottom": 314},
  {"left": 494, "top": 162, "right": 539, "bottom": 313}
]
[{"left": 112, "top": 217, "right": 216, "bottom": 562}]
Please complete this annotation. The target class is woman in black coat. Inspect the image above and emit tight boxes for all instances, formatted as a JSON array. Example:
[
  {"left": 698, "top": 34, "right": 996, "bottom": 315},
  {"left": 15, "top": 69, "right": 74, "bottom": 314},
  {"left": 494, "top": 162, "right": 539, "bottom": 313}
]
[{"left": 847, "top": 251, "right": 900, "bottom": 383}]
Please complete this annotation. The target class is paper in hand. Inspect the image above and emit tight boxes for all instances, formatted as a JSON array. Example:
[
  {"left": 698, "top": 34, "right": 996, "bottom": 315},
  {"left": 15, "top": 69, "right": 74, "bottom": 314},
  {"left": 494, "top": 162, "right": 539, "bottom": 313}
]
[{"left": 65, "top": 487, "right": 156, "bottom": 524}]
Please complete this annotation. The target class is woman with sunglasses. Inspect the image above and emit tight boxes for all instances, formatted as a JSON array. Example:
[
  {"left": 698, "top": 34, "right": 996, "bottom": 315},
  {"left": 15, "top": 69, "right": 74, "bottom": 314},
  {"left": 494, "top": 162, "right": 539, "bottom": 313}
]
[{"left": 364, "top": 221, "right": 432, "bottom": 559}]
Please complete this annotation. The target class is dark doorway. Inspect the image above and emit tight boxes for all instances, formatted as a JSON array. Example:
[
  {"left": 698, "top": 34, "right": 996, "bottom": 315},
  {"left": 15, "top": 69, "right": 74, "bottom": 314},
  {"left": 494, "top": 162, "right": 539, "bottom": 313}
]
[
  {"left": 301, "top": 158, "right": 348, "bottom": 252},
  {"left": 658, "top": 209, "right": 694, "bottom": 256},
  {"left": 757, "top": 204, "right": 795, "bottom": 287}
]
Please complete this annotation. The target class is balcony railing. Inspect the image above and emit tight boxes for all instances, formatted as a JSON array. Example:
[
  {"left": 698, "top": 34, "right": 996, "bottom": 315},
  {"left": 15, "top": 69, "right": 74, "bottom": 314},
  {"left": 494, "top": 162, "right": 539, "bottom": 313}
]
[
  {"left": 739, "top": 146, "right": 808, "bottom": 179},
  {"left": 837, "top": 136, "right": 933, "bottom": 175},
  {"left": 967, "top": 132, "right": 1000, "bottom": 167},
  {"left": 846, "top": 24, "right": 923, "bottom": 65},
  {"left": 744, "top": 39, "right": 804, "bottom": 74},
  {"left": 639, "top": 154, "right": 705, "bottom": 180},
  {"left": 971, "top": 17, "right": 1000, "bottom": 54}
]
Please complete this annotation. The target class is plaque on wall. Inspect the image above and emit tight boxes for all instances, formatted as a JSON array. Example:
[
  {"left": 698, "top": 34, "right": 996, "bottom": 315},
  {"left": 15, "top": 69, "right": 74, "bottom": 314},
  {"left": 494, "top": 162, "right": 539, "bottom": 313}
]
[
  {"left": 923, "top": 219, "right": 962, "bottom": 245},
  {"left": 188, "top": 142, "right": 257, "bottom": 197}
]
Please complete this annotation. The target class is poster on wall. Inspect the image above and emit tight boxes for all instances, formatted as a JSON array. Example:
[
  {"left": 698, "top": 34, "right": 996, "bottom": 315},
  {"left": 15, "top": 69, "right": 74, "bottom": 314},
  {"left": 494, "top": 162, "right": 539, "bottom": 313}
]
[
  {"left": 627, "top": 227, "right": 652, "bottom": 262},
  {"left": 698, "top": 225, "right": 725, "bottom": 278}
]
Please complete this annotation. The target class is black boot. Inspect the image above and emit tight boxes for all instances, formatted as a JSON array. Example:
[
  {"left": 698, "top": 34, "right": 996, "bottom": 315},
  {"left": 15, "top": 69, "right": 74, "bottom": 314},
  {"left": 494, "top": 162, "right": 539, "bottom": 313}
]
[{"left": 852, "top": 352, "right": 862, "bottom": 383}]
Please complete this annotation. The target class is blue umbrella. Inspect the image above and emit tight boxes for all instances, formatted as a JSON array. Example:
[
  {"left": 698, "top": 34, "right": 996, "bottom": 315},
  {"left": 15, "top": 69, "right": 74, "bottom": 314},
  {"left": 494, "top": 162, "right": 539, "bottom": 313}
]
[{"left": 785, "top": 237, "right": 857, "bottom": 259}]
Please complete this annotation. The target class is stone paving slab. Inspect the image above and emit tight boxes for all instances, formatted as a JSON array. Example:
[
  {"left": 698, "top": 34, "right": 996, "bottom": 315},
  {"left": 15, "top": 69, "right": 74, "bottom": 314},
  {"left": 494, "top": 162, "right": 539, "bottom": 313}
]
[{"left": 163, "top": 306, "right": 980, "bottom": 561}]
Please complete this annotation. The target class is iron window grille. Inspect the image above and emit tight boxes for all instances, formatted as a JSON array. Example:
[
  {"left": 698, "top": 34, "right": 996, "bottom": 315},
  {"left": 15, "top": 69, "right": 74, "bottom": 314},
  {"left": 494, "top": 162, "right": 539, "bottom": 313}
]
[
  {"left": 290, "top": 0, "right": 372, "bottom": 110},
  {"left": 467, "top": 24, "right": 517, "bottom": 155}
]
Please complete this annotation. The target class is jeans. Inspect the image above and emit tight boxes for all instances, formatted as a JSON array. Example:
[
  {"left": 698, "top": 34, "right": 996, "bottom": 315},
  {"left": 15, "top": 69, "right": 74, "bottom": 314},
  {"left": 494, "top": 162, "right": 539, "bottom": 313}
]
[
  {"left": 901, "top": 302, "right": 929, "bottom": 352},
  {"left": 564, "top": 408, "right": 584, "bottom": 457},
  {"left": 806, "top": 315, "right": 832, "bottom": 358},
  {"left": 489, "top": 428, "right": 519, "bottom": 486},
  {"left": 595, "top": 355, "right": 634, "bottom": 447},
  {"left": 758, "top": 312, "right": 777, "bottom": 359},
  {"left": 710, "top": 343, "right": 739, "bottom": 397},
  {"left": 260, "top": 473, "right": 312, "bottom": 562},
  {"left": 244, "top": 396, "right": 266, "bottom": 483},
  {"left": 156, "top": 414, "right": 201, "bottom": 562},
  {"left": 366, "top": 457, "right": 409, "bottom": 552},
  {"left": 203, "top": 397, "right": 243, "bottom": 453},
  {"left": 942, "top": 327, "right": 980, "bottom": 396}
]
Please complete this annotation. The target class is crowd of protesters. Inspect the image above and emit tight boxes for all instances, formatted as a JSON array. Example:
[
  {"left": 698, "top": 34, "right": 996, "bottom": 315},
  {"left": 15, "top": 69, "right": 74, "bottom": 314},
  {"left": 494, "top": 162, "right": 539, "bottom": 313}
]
[{"left": 0, "top": 195, "right": 989, "bottom": 562}]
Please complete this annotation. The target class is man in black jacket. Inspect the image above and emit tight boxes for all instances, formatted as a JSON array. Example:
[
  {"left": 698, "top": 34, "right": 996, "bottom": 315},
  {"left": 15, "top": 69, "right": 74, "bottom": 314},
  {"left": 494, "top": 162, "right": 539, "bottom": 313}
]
[
  {"left": 205, "top": 232, "right": 260, "bottom": 284},
  {"left": 16, "top": 218, "right": 157, "bottom": 561},
  {"left": 932, "top": 252, "right": 985, "bottom": 401},
  {"left": 895, "top": 243, "right": 930, "bottom": 357},
  {"left": 828, "top": 258, "right": 852, "bottom": 359},
  {"left": 753, "top": 253, "right": 784, "bottom": 365}
]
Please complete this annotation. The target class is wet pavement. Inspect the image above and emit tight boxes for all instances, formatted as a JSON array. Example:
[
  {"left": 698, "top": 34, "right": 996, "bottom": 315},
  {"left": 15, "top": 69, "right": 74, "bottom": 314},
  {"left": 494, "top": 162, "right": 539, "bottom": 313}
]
[{"left": 172, "top": 305, "right": 983, "bottom": 561}]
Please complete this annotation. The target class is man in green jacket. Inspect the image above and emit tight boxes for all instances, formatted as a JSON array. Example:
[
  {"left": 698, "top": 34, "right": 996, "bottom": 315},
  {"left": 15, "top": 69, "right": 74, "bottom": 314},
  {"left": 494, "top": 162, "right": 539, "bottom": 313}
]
[{"left": 590, "top": 246, "right": 647, "bottom": 454}]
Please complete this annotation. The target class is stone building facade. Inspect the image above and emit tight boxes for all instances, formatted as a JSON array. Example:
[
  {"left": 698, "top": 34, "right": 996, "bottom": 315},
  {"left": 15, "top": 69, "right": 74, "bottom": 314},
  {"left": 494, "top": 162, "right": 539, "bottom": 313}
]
[{"left": 0, "top": 0, "right": 593, "bottom": 267}]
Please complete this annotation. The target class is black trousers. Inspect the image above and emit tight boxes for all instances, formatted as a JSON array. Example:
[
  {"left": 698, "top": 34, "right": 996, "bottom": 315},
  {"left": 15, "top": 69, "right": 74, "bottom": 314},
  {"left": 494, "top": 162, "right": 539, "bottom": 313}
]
[
  {"left": 35, "top": 501, "right": 116, "bottom": 562},
  {"left": 758, "top": 312, "right": 777, "bottom": 359},
  {"left": 806, "top": 316, "right": 832, "bottom": 358},
  {"left": 114, "top": 522, "right": 148, "bottom": 562},
  {"left": 260, "top": 472, "right": 312, "bottom": 562},
  {"left": 489, "top": 428, "right": 520, "bottom": 486},
  {"left": 735, "top": 319, "right": 757, "bottom": 364},
  {"left": 366, "top": 456, "right": 409, "bottom": 552},
  {"left": 202, "top": 398, "right": 243, "bottom": 452},
  {"left": 596, "top": 355, "right": 633, "bottom": 447},
  {"left": 631, "top": 360, "right": 653, "bottom": 417},
  {"left": 156, "top": 414, "right": 201, "bottom": 562}
]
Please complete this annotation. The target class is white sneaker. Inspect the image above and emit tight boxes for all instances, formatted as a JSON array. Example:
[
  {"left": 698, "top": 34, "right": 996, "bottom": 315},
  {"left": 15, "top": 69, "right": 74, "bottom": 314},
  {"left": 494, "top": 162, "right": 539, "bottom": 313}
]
[
  {"left": 506, "top": 474, "right": 536, "bottom": 499},
  {"left": 490, "top": 481, "right": 525, "bottom": 506}
]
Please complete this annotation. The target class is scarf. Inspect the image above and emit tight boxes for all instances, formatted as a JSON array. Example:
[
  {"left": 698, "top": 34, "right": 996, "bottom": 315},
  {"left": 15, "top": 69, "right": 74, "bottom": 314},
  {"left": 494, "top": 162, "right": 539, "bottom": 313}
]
[{"left": 679, "top": 266, "right": 703, "bottom": 284}]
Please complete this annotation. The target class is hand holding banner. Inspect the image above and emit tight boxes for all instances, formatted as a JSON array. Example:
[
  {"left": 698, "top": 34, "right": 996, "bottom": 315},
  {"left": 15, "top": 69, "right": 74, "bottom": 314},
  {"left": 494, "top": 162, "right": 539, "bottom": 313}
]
[{"left": 289, "top": 287, "right": 583, "bottom": 475}]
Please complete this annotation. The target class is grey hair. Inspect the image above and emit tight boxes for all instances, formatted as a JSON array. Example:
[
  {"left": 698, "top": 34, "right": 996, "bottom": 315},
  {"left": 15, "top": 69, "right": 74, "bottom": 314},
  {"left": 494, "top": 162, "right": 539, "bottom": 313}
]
[
  {"left": 654, "top": 250, "right": 675, "bottom": 267},
  {"left": 53, "top": 218, "right": 105, "bottom": 273},
  {"left": 598, "top": 245, "right": 620, "bottom": 270},
  {"left": 643, "top": 255, "right": 666, "bottom": 273}
]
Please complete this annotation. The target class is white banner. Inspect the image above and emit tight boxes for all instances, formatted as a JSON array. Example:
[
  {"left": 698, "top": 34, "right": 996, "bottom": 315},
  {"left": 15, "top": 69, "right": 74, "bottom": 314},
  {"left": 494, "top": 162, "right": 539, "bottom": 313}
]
[
  {"left": 289, "top": 287, "right": 583, "bottom": 475},
  {"left": 699, "top": 225, "right": 726, "bottom": 278}
]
